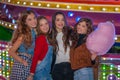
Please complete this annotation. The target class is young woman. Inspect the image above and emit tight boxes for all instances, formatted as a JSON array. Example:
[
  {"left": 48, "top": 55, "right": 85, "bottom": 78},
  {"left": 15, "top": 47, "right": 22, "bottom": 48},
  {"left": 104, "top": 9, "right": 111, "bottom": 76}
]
[
  {"left": 8, "top": 10, "right": 37, "bottom": 80},
  {"left": 27, "top": 16, "right": 53, "bottom": 80},
  {"left": 70, "top": 18, "right": 97, "bottom": 80},
  {"left": 51, "top": 12, "right": 73, "bottom": 80}
]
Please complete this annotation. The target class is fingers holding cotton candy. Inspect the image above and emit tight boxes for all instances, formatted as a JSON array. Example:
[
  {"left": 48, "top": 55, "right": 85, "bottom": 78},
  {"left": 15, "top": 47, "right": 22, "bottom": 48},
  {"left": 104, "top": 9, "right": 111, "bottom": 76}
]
[{"left": 86, "top": 21, "right": 115, "bottom": 55}]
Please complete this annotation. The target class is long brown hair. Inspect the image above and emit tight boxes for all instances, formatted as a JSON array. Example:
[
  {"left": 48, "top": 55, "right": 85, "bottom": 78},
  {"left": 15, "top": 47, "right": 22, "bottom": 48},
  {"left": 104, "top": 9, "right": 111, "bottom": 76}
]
[
  {"left": 71, "top": 18, "right": 93, "bottom": 48},
  {"left": 36, "top": 16, "right": 52, "bottom": 43},
  {"left": 36, "top": 16, "right": 50, "bottom": 36},
  {"left": 11, "top": 10, "right": 37, "bottom": 47},
  {"left": 51, "top": 11, "right": 70, "bottom": 53}
]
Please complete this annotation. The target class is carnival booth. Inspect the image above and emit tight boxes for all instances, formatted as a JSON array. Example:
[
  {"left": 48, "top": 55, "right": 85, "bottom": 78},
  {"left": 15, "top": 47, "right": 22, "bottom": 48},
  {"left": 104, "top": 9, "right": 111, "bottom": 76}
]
[{"left": 0, "top": 0, "right": 120, "bottom": 80}]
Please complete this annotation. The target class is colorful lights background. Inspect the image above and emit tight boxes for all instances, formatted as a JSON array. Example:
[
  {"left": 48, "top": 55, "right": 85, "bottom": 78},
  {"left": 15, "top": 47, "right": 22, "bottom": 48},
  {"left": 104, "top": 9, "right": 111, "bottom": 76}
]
[{"left": 0, "top": 0, "right": 120, "bottom": 79}]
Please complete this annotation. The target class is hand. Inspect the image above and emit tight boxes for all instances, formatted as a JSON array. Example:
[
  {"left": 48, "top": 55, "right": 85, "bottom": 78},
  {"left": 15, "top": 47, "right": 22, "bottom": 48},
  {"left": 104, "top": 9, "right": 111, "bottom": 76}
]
[
  {"left": 27, "top": 74, "right": 34, "bottom": 80},
  {"left": 91, "top": 53, "right": 97, "bottom": 60},
  {"left": 21, "top": 59, "right": 28, "bottom": 66}
]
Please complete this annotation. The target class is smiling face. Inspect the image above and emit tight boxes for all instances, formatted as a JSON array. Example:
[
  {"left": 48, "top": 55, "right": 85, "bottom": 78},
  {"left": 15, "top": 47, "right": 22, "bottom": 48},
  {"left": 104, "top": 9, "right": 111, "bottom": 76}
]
[
  {"left": 39, "top": 18, "right": 49, "bottom": 34},
  {"left": 77, "top": 21, "right": 88, "bottom": 34},
  {"left": 55, "top": 14, "right": 65, "bottom": 32},
  {"left": 25, "top": 13, "right": 37, "bottom": 29}
]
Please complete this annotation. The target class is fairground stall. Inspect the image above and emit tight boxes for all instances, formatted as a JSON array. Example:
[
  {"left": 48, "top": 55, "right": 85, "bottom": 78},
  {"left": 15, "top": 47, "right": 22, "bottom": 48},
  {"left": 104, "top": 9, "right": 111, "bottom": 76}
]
[{"left": 0, "top": 0, "right": 120, "bottom": 80}]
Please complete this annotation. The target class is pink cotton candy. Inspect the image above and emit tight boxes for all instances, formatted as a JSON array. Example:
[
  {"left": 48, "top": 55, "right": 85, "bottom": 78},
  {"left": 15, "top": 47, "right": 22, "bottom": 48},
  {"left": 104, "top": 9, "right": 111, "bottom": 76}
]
[{"left": 86, "top": 21, "right": 115, "bottom": 55}]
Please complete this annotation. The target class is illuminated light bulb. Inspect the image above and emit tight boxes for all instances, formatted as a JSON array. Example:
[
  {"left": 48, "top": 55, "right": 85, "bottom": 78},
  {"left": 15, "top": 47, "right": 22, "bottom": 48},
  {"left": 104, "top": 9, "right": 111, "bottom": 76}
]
[
  {"left": 6, "top": 60, "right": 9, "bottom": 63},
  {"left": 6, "top": 64, "right": 9, "bottom": 66},
  {"left": 90, "top": 7, "right": 94, "bottom": 10},
  {"left": 3, "top": 63, "right": 5, "bottom": 66},
  {"left": 6, "top": 45, "right": 8, "bottom": 48},
  {"left": 30, "top": 3, "right": 33, "bottom": 5},
  {"left": 38, "top": 3, "right": 41, "bottom": 6},
  {"left": 110, "top": 64, "right": 114, "bottom": 67},
  {"left": 103, "top": 76, "right": 106, "bottom": 79},
  {"left": 110, "top": 76, "right": 113, "bottom": 79},
  {"left": 17, "top": 1, "right": 20, "bottom": 4},
  {"left": 110, "top": 58, "right": 113, "bottom": 60},
  {"left": 103, "top": 67, "right": 106, "bottom": 70},
  {"left": 103, "top": 73, "right": 106, "bottom": 76},
  {"left": 110, "top": 74, "right": 113, "bottom": 75},
  {"left": 110, "top": 68, "right": 113, "bottom": 70},
  {"left": 47, "top": 4, "right": 50, "bottom": 7},
  {"left": 2, "top": 44, "right": 5, "bottom": 47},
  {"left": 6, "top": 9, "right": 8, "bottom": 14},
  {"left": 2, "top": 51, "right": 5, "bottom": 53},
  {"left": 68, "top": 12, "right": 74, "bottom": 17},
  {"left": 118, "top": 67, "right": 120, "bottom": 70},
  {"left": 115, "top": 8, "right": 119, "bottom": 11},
  {"left": 2, "top": 22, "right": 4, "bottom": 25},
  {"left": 102, "top": 8, "right": 106, "bottom": 11},
  {"left": 117, "top": 74, "right": 120, "bottom": 76},
  {"left": 6, "top": 54, "right": 9, "bottom": 56},
  {"left": 8, "top": 14, "right": 11, "bottom": 19},
  {"left": 78, "top": 6, "right": 82, "bottom": 9},
  {"left": 3, "top": 59, "right": 5, "bottom": 61},
  {"left": 5, "top": 23, "right": 7, "bottom": 26},
  {"left": 3, "top": 71, "right": 5, "bottom": 74},
  {"left": 66, "top": 5, "right": 70, "bottom": 9},
  {"left": 118, "top": 65, "right": 120, "bottom": 68},
  {"left": 102, "top": 58, "right": 106, "bottom": 60},
  {"left": 23, "top": 2, "right": 26, "bottom": 5},
  {"left": 3, "top": 4, "right": 6, "bottom": 9},
  {"left": 9, "top": 24, "right": 11, "bottom": 27},
  {"left": 8, "top": 0, "right": 10, "bottom": 2},
  {"left": 114, "top": 36, "right": 117, "bottom": 40},
  {"left": 14, "top": 25, "right": 17, "bottom": 29},
  {"left": 7, "top": 72, "right": 9, "bottom": 75},
  {"left": 56, "top": 4, "right": 60, "bottom": 8}
]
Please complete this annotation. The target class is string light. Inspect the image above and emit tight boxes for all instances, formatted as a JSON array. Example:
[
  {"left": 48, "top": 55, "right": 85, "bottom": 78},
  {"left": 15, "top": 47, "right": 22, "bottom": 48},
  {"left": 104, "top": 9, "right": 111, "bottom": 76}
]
[
  {"left": 115, "top": 8, "right": 119, "bottom": 11},
  {"left": 47, "top": 4, "right": 50, "bottom": 7},
  {"left": 90, "top": 7, "right": 94, "bottom": 10},
  {"left": 14, "top": 25, "right": 17, "bottom": 29},
  {"left": 38, "top": 3, "right": 41, "bottom": 6},
  {"left": 23, "top": 2, "right": 26, "bottom": 5},
  {"left": 30, "top": 3, "right": 33, "bottom": 6},
  {"left": 102, "top": 8, "right": 106, "bottom": 11},
  {"left": 0, "top": 0, "right": 120, "bottom": 13},
  {"left": 9, "top": 24, "right": 11, "bottom": 27},
  {"left": 66, "top": 5, "right": 70, "bottom": 9},
  {"left": 8, "top": 0, "right": 11, "bottom": 3},
  {"left": 17, "top": 1, "right": 20, "bottom": 4},
  {"left": 78, "top": 6, "right": 82, "bottom": 9},
  {"left": 56, "top": 4, "right": 60, "bottom": 8}
]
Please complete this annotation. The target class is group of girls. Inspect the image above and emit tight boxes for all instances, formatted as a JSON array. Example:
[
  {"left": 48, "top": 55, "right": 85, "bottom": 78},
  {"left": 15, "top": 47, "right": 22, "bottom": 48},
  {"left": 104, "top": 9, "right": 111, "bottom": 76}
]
[{"left": 8, "top": 10, "right": 98, "bottom": 80}]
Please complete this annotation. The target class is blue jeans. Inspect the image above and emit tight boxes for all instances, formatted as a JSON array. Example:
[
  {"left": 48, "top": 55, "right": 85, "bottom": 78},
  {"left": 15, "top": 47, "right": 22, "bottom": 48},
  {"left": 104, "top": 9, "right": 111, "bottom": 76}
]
[
  {"left": 33, "top": 45, "right": 53, "bottom": 80},
  {"left": 74, "top": 67, "right": 94, "bottom": 80}
]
